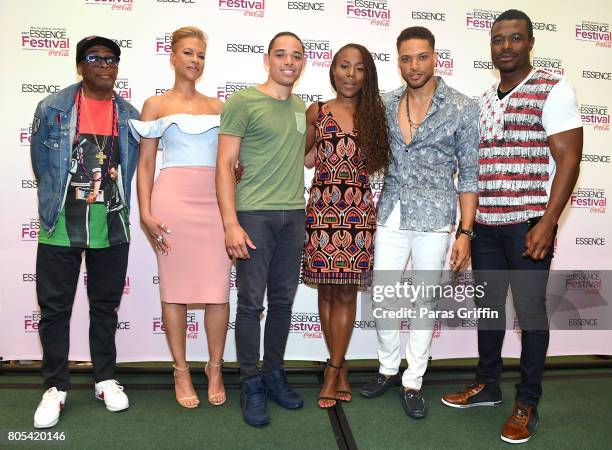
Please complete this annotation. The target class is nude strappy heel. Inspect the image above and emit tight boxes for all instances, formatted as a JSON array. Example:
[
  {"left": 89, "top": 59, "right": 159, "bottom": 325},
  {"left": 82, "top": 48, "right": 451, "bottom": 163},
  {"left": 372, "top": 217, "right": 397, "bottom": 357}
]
[
  {"left": 173, "top": 364, "right": 200, "bottom": 409},
  {"left": 204, "top": 359, "right": 226, "bottom": 406}
]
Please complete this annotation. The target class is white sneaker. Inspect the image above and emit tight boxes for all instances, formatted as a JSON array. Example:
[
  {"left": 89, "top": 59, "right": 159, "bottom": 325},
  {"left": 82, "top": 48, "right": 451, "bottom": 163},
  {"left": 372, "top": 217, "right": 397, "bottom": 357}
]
[
  {"left": 94, "top": 380, "right": 129, "bottom": 412},
  {"left": 34, "top": 387, "right": 66, "bottom": 428}
]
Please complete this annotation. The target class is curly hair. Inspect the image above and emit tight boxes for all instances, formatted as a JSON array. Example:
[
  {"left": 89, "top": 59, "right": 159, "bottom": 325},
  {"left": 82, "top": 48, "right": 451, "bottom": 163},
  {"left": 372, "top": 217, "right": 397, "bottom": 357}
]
[{"left": 329, "top": 44, "right": 390, "bottom": 175}]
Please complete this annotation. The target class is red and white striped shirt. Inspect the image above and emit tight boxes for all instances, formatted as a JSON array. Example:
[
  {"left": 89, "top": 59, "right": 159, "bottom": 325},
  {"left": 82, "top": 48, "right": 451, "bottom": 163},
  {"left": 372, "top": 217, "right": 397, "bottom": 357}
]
[{"left": 476, "top": 69, "right": 582, "bottom": 225}]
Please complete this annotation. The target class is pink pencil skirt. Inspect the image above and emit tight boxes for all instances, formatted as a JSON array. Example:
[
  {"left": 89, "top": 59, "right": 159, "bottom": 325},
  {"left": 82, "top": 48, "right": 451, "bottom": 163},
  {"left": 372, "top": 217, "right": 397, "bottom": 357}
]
[{"left": 151, "top": 166, "right": 231, "bottom": 304}]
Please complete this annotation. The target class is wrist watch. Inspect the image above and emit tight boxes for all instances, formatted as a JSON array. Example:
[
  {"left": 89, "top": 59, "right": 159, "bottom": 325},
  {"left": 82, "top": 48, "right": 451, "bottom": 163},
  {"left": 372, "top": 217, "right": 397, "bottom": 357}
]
[{"left": 455, "top": 221, "right": 476, "bottom": 240}]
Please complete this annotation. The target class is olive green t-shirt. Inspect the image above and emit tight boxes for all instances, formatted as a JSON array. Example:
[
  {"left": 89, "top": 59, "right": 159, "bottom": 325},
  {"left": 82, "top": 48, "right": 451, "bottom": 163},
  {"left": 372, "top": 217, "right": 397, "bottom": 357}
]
[{"left": 220, "top": 87, "right": 306, "bottom": 211}]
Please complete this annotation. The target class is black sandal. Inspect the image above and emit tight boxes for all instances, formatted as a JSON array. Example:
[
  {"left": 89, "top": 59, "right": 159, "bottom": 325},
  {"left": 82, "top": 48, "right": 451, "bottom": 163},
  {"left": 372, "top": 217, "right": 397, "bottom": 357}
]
[
  {"left": 318, "top": 359, "right": 342, "bottom": 409},
  {"left": 336, "top": 359, "right": 352, "bottom": 403}
]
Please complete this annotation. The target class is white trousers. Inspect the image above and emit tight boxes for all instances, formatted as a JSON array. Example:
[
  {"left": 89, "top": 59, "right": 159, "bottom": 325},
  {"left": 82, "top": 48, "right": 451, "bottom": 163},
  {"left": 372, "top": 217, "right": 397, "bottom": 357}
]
[{"left": 374, "top": 202, "right": 450, "bottom": 389}]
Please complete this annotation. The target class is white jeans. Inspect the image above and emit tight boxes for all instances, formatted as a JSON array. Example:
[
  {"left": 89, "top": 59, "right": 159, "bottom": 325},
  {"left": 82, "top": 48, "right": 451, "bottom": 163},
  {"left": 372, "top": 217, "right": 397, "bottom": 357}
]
[{"left": 374, "top": 202, "right": 450, "bottom": 390}]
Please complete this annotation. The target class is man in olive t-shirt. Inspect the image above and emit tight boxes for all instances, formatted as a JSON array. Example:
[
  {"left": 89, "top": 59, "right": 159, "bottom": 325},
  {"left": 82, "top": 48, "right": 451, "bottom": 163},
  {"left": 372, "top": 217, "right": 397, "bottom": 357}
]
[{"left": 216, "top": 31, "right": 306, "bottom": 427}]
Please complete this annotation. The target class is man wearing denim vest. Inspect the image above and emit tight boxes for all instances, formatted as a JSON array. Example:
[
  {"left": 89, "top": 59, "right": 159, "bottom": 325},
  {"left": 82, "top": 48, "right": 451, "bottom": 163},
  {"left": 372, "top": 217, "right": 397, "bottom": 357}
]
[{"left": 30, "top": 35, "right": 139, "bottom": 428}]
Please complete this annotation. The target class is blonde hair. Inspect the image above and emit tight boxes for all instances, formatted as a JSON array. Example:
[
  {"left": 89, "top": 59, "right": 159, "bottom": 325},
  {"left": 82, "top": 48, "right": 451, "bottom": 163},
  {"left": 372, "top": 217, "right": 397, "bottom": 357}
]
[{"left": 171, "top": 26, "right": 207, "bottom": 51}]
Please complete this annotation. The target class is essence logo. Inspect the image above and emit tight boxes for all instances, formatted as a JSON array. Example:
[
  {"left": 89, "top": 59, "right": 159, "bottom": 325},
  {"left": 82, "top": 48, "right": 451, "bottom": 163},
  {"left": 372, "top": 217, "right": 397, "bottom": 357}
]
[
  {"left": 225, "top": 42, "right": 265, "bottom": 54},
  {"left": 21, "top": 179, "right": 38, "bottom": 189},
  {"left": 435, "top": 49, "right": 454, "bottom": 76},
  {"left": 575, "top": 21, "right": 611, "bottom": 48},
  {"left": 582, "top": 154, "right": 610, "bottom": 164},
  {"left": 116, "top": 321, "right": 131, "bottom": 330},
  {"left": 24, "top": 311, "right": 41, "bottom": 333},
  {"left": 21, "top": 83, "right": 61, "bottom": 95},
  {"left": 532, "top": 21, "right": 557, "bottom": 32},
  {"left": 580, "top": 104, "right": 610, "bottom": 131},
  {"left": 346, "top": 0, "right": 391, "bottom": 27},
  {"left": 565, "top": 271, "right": 602, "bottom": 295},
  {"left": 582, "top": 70, "right": 612, "bottom": 81},
  {"left": 303, "top": 39, "right": 332, "bottom": 68},
  {"left": 20, "top": 125, "right": 32, "bottom": 146},
  {"left": 370, "top": 176, "right": 383, "bottom": 205},
  {"left": 575, "top": 237, "right": 606, "bottom": 246},
  {"left": 111, "top": 38, "right": 133, "bottom": 49},
  {"left": 532, "top": 57, "right": 564, "bottom": 76},
  {"left": 22, "top": 273, "right": 37, "bottom": 282},
  {"left": 152, "top": 317, "right": 165, "bottom": 334},
  {"left": 370, "top": 51, "right": 390, "bottom": 63},
  {"left": 229, "top": 269, "right": 237, "bottom": 290},
  {"left": 218, "top": 0, "right": 265, "bottom": 18},
  {"left": 473, "top": 60, "right": 494, "bottom": 70},
  {"left": 466, "top": 11, "right": 556, "bottom": 32},
  {"left": 570, "top": 188, "right": 607, "bottom": 213},
  {"left": 216, "top": 81, "right": 255, "bottom": 101},
  {"left": 114, "top": 78, "right": 132, "bottom": 102},
  {"left": 412, "top": 11, "right": 446, "bottom": 22},
  {"left": 290, "top": 312, "right": 322, "bottom": 338},
  {"left": 466, "top": 9, "right": 501, "bottom": 31},
  {"left": 157, "top": 0, "right": 196, "bottom": 4},
  {"left": 354, "top": 320, "right": 376, "bottom": 329},
  {"left": 155, "top": 33, "right": 172, "bottom": 55},
  {"left": 295, "top": 92, "right": 323, "bottom": 103},
  {"left": 21, "top": 218, "right": 39, "bottom": 241},
  {"left": 288, "top": 1, "right": 324, "bottom": 11},
  {"left": 153, "top": 312, "right": 200, "bottom": 338},
  {"left": 21, "top": 27, "right": 69, "bottom": 57},
  {"left": 84, "top": 0, "right": 133, "bottom": 11},
  {"left": 84, "top": 273, "right": 131, "bottom": 294}
]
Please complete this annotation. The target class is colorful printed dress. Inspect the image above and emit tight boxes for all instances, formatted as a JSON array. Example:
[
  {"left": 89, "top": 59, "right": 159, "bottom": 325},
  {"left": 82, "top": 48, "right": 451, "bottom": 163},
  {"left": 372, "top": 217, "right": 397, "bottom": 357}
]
[{"left": 302, "top": 103, "right": 376, "bottom": 287}]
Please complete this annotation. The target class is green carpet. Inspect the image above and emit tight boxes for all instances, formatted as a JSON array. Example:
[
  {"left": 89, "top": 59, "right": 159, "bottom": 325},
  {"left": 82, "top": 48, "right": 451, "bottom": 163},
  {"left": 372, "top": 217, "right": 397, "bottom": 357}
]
[
  {"left": 2, "top": 365, "right": 612, "bottom": 449},
  {"left": 344, "top": 369, "right": 612, "bottom": 449},
  {"left": 0, "top": 374, "right": 336, "bottom": 450}
]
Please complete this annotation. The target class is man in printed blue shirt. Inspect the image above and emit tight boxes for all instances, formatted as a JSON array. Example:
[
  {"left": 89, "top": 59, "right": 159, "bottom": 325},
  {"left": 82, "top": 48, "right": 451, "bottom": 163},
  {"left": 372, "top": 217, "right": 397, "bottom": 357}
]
[{"left": 359, "top": 26, "right": 479, "bottom": 419}]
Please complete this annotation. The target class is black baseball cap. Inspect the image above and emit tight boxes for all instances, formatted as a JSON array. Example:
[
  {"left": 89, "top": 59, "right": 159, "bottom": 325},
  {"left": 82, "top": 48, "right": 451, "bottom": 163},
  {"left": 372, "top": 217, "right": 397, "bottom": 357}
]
[{"left": 76, "top": 35, "right": 121, "bottom": 64}]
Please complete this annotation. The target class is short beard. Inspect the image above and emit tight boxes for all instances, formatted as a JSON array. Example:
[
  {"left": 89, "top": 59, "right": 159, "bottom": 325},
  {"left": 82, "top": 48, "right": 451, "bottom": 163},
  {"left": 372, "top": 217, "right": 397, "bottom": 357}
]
[{"left": 403, "top": 72, "right": 433, "bottom": 89}]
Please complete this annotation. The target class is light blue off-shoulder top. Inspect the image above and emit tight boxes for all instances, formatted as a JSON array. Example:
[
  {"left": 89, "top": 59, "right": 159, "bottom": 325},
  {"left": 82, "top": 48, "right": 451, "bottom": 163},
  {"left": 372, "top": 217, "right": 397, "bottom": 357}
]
[{"left": 129, "top": 114, "right": 219, "bottom": 168}]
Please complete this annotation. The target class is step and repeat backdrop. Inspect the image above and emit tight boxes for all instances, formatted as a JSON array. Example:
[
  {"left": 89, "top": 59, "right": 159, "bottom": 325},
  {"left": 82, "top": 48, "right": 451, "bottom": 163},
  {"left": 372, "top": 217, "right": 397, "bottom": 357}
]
[{"left": 1, "top": 0, "right": 611, "bottom": 362}]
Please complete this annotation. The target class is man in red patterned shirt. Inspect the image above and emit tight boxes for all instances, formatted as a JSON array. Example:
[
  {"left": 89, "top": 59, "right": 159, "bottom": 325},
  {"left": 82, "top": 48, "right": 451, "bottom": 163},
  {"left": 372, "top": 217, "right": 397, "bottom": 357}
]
[{"left": 441, "top": 9, "right": 583, "bottom": 444}]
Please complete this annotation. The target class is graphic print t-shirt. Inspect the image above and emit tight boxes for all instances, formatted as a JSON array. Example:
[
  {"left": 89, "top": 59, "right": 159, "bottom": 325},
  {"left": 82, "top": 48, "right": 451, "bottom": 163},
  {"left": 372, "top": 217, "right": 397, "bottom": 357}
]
[{"left": 39, "top": 95, "right": 129, "bottom": 248}]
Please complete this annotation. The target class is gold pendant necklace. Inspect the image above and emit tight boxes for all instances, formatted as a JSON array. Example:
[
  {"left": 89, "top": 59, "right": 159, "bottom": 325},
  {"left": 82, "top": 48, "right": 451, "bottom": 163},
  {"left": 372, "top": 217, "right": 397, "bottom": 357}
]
[
  {"left": 81, "top": 89, "right": 113, "bottom": 154},
  {"left": 167, "top": 88, "right": 195, "bottom": 112}
]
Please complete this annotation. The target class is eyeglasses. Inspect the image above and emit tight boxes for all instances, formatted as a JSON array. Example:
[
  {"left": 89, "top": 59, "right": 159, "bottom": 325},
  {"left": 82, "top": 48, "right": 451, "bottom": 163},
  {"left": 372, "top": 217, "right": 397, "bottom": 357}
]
[{"left": 81, "top": 54, "right": 120, "bottom": 67}]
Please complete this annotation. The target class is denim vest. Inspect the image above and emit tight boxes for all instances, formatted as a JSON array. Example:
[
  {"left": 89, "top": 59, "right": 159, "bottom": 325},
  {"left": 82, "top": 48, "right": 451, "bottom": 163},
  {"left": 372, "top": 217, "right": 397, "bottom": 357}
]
[{"left": 30, "top": 82, "right": 140, "bottom": 234}]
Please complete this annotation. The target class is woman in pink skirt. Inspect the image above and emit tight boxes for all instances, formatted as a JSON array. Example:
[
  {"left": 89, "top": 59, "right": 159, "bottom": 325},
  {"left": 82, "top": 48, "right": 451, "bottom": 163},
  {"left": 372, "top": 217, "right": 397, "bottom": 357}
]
[{"left": 130, "top": 27, "right": 230, "bottom": 408}]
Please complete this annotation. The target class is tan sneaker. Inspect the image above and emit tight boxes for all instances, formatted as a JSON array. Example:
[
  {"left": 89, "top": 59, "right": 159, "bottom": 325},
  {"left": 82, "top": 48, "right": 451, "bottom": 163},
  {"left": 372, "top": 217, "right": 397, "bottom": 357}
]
[
  {"left": 501, "top": 402, "right": 540, "bottom": 444},
  {"left": 441, "top": 382, "right": 502, "bottom": 408}
]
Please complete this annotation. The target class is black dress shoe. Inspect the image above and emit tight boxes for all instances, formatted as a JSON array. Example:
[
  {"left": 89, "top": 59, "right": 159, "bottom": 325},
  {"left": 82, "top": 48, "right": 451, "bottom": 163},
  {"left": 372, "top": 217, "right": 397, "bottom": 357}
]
[
  {"left": 401, "top": 388, "right": 427, "bottom": 419},
  {"left": 359, "top": 373, "right": 401, "bottom": 398}
]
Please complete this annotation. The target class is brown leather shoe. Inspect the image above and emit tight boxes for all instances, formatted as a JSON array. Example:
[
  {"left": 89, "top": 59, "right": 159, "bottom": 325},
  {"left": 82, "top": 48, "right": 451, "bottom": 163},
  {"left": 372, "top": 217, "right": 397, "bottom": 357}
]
[
  {"left": 500, "top": 402, "right": 539, "bottom": 444},
  {"left": 441, "top": 382, "right": 502, "bottom": 408}
]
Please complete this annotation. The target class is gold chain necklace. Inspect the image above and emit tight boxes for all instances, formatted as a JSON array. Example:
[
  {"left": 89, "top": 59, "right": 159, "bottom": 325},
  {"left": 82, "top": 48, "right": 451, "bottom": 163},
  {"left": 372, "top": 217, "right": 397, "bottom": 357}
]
[
  {"left": 81, "top": 89, "right": 113, "bottom": 154},
  {"left": 405, "top": 80, "right": 436, "bottom": 139}
]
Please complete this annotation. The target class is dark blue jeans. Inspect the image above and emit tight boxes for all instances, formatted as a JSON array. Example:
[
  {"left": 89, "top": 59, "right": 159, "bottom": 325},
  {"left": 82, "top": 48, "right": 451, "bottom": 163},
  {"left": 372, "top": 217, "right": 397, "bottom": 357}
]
[
  {"left": 235, "top": 210, "right": 305, "bottom": 378},
  {"left": 472, "top": 221, "right": 554, "bottom": 406}
]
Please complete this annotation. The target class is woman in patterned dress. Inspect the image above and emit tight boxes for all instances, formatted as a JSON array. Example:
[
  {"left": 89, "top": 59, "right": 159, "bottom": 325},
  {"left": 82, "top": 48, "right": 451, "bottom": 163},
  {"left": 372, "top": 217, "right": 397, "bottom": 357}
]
[{"left": 303, "top": 44, "right": 390, "bottom": 408}]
